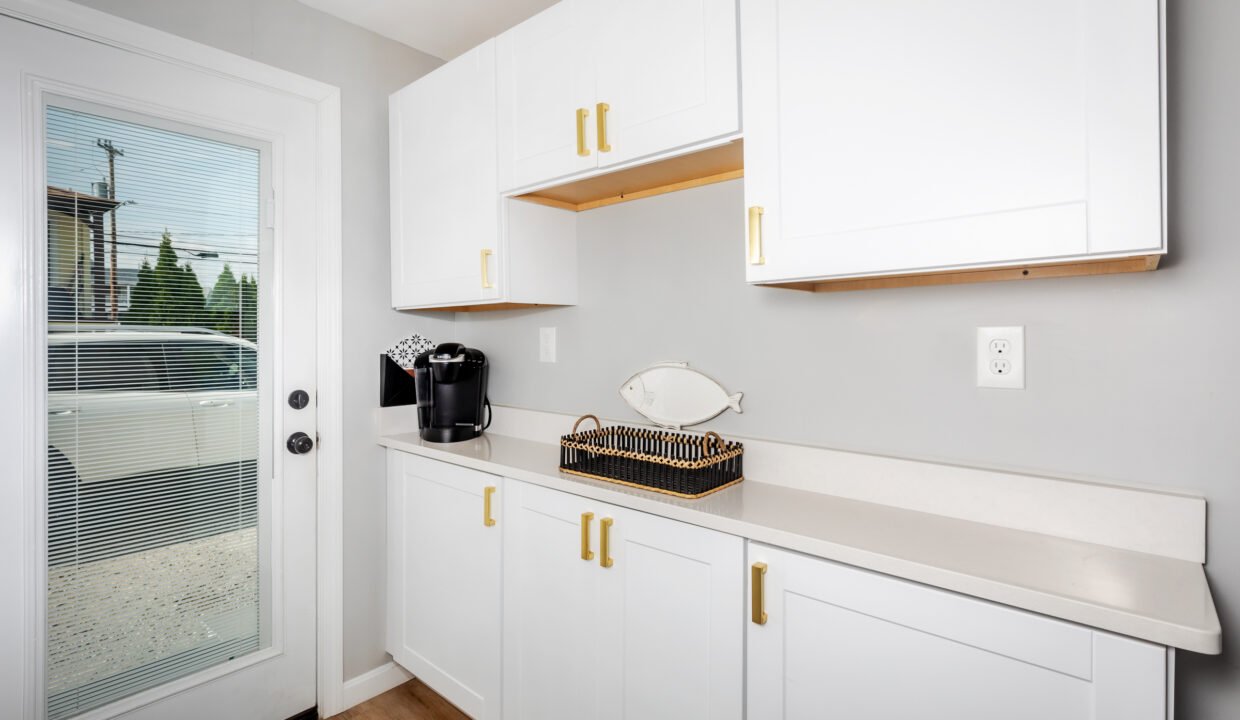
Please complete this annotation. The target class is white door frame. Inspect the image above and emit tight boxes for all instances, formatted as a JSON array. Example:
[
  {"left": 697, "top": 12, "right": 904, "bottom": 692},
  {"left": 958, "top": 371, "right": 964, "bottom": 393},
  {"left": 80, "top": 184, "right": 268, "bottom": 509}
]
[{"left": 0, "top": 1, "right": 347, "bottom": 717}]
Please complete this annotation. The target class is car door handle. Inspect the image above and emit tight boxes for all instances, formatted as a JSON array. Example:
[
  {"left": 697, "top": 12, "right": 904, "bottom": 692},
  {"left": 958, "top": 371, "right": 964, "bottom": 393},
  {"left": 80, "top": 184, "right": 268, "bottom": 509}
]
[{"left": 198, "top": 400, "right": 233, "bottom": 407}]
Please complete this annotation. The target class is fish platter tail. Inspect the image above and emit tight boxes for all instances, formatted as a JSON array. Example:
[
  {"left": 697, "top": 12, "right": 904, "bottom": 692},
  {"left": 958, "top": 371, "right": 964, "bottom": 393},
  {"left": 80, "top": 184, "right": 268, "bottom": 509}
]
[{"left": 728, "top": 392, "right": 743, "bottom": 413}]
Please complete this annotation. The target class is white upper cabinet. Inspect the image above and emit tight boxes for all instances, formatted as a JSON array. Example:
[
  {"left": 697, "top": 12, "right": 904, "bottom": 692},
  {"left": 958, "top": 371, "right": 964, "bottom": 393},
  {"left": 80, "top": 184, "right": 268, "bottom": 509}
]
[
  {"left": 390, "top": 39, "right": 578, "bottom": 311},
  {"left": 497, "top": 1, "right": 597, "bottom": 193},
  {"left": 593, "top": 0, "right": 740, "bottom": 169},
  {"left": 390, "top": 39, "right": 501, "bottom": 309},
  {"left": 747, "top": 542, "right": 1171, "bottom": 720},
  {"left": 742, "top": 0, "right": 1166, "bottom": 285},
  {"left": 498, "top": 0, "right": 740, "bottom": 193}
]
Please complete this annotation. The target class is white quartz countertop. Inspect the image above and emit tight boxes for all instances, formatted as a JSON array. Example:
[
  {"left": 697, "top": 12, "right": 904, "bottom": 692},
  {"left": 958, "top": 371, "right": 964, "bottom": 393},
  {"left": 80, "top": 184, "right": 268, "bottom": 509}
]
[{"left": 377, "top": 430, "right": 1221, "bottom": 654}]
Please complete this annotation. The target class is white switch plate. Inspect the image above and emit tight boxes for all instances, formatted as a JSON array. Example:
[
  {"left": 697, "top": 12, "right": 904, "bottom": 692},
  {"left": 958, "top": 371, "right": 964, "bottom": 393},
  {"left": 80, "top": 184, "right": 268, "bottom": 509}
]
[
  {"left": 539, "top": 327, "right": 557, "bottom": 363},
  {"left": 977, "top": 326, "right": 1024, "bottom": 389}
]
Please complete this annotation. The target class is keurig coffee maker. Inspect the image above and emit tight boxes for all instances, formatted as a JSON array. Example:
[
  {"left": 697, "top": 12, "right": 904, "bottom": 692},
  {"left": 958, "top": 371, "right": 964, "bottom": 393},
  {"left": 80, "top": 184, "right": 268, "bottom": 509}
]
[{"left": 412, "top": 343, "right": 490, "bottom": 443}]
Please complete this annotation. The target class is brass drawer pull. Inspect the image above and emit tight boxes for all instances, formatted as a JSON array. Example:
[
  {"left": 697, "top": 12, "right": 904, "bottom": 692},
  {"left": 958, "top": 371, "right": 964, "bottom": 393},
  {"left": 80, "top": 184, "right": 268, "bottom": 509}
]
[
  {"left": 480, "top": 248, "right": 494, "bottom": 289},
  {"left": 483, "top": 486, "right": 497, "bottom": 527},
  {"left": 748, "top": 206, "right": 766, "bottom": 266},
  {"left": 751, "top": 562, "right": 768, "bottom": 625},
  {"left": 600, "top": 517, "right": 614, "bottom": 568},
  {"left": 580, "top": 512, "right": 595, "bottom": 561},
  {"left": 576, "top": 107, "right": 590, "bottom": 157},
  {"left": 596, "top": 102, "right": 611, "bottom": 153}
]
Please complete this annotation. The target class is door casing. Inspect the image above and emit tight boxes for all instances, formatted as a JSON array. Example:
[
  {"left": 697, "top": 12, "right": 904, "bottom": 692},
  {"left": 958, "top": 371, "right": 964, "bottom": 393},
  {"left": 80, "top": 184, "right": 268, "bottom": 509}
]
[{"left": 0, "top": 0, "right": 346, "bottom": 717}]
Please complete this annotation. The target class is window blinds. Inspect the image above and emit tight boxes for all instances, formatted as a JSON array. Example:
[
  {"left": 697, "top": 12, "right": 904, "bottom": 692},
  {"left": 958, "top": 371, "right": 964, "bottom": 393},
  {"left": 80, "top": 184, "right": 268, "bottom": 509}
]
[{"left": 45, "top": 104, "right": 264, "bottom": 719}]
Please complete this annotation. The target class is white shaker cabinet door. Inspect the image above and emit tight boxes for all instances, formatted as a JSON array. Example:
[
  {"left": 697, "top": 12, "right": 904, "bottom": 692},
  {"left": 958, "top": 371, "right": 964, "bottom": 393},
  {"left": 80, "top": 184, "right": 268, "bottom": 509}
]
[
  {"left": 390, "top": 39, "right": 501, "bottom": 308},
  {"left": 742, "top": 0, "right": 1164, "bottom": 283},
  {"left": 595, "top": 504, "right": 744, "bottom": 720},
  {"left": 747, "top": 543, "right": 1170, "bottom": 720},
  {"left": 497, "top": 0, "right": 598, "bottom": 192},
  {"left": 593, "top": 0, "right": 739, "bottom": 169},
  {"left": 502, "top": 480, "right": 606, "bottom": 720},
  {"left": 385, "top": 452, "right": 502, "bottom": 720}
]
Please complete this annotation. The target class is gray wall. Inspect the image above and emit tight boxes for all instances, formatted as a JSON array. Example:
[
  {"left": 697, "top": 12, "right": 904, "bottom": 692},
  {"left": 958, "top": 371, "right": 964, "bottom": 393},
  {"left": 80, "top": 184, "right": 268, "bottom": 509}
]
[
  {"left": 71, "top": 0, "right": 452, "bottom": 679},
  {"left": 455, "top": 0, "right": 1240, "bottom": 715}
]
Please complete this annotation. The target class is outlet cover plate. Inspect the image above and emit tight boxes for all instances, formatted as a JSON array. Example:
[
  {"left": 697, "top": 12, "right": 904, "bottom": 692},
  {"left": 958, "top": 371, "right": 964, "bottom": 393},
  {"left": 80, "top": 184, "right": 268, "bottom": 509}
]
[
  {"left": 539, "top": 326, "right": 557, "bottom": 363},
  {"left": 977, "top": 326, "right": 1024, "bottom": 389}
]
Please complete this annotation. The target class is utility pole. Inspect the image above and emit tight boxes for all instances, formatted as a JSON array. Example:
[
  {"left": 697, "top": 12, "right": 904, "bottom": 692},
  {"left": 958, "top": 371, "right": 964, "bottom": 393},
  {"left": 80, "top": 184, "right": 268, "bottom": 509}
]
[{"left": 96, "top": 139, "right": 124, "bottom": 320}]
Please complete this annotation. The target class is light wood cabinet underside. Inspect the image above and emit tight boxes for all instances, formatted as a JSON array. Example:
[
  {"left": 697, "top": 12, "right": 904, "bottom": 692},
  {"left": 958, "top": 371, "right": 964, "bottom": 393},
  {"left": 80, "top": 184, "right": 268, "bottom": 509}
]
[
  {"left": 514, "top": 140, "right": 743, "bottom": 212},
  {"left": 762, "top": 254, "right": 1161, "bottom": 293}
]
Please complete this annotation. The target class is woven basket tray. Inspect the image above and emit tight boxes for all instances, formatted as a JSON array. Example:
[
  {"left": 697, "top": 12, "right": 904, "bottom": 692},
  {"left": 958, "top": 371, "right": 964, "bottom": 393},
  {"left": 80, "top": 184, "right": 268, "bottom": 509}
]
[{"left": 559, "top": 415, "right": 744, "bottom": 499}]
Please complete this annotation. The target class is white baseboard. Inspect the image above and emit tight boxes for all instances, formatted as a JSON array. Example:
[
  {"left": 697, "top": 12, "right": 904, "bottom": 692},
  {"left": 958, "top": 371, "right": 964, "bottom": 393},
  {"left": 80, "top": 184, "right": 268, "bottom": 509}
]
[{"left": 338, "top": 661, "right": 413, "bottom": 714}]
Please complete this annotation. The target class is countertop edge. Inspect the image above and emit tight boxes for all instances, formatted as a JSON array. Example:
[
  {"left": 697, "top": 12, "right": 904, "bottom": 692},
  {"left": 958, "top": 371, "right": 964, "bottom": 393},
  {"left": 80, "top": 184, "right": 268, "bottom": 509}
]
[{"left": 377, "top": 432, "right": 1222, "bottom": 655}]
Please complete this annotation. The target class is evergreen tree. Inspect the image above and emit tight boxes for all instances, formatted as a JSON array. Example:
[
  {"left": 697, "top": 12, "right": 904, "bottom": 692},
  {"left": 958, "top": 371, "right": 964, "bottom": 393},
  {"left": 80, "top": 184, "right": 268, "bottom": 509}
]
[
  {"left": 203, "top": 264, "right": 258, "bottom": 342},
  {"left": 123, "top": 231, "right": 206, "bottom": 328},
  {"left": 238, "top": 273, "right": 258, "bottom": 343},
  {"left": 206, "top": 264, "right": 241, "bottom": 336}
]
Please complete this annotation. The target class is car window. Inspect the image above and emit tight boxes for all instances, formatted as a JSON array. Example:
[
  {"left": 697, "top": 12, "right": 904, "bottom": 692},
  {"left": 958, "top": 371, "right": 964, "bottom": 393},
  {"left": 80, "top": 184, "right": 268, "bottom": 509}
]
[
  {"left": 48, "top": 342, "right": 165, "bottom": 392},
  {"left": 164, "top": 341, "right": 256, "bottom": 391}
]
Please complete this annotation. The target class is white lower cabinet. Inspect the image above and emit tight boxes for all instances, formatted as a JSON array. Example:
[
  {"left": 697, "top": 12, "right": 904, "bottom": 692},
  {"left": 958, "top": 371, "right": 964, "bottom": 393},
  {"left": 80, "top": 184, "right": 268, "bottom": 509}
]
[
  {"left": 746, "top": 542, "right": 1172, "bottom": 720},
  {"left": 385, "top": 451, "right": 1174, "bottom": 720},
  {"left": 386, "top": 451, "right": 502, "bottom": 720},
  {"left": 502, "top": 479, "right": 743, "bottom": 720}
]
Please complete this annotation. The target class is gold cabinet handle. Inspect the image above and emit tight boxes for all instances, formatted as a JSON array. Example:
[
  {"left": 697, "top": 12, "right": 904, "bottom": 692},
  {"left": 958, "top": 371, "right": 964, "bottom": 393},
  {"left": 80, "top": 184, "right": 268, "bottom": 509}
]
[
  {"left": 576, "top": 107, "right": 590, "bottom": 157},
  {"left": 600, "top": 517, "right": 614, "bottom": 569},
  {"left": 580, "top": 512, "right": 595, "bottom": 561},
  {"left": 483, "top": 486, "right": 497, "bottom": 527},
  {"left": 596, "top": 102, "right": 611, "bottom": 153},
  {"left": 751, "top": 562, "right": 768, "bottom": 625},
  {"left": 480, "top": 248, "right": 494, "bottom": 289},
  {"left": 748, "top": 206, "right": 766, "bottom": 266}
]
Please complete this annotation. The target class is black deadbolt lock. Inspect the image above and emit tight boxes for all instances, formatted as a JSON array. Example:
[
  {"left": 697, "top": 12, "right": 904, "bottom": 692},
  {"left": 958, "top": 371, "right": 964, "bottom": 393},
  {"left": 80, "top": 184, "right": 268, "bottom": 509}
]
[
  {"left": 288, "top": 389, "right": 310, "bottom": 410},
  {"left": 286, "top": 431, "right": 314, "bottom": 455}
]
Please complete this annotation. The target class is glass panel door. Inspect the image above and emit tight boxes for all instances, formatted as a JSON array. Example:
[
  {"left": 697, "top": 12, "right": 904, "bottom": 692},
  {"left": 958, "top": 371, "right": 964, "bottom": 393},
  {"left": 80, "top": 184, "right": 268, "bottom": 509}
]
[{"left": 44, "top": 104, "right": 266, "bottom": 719}]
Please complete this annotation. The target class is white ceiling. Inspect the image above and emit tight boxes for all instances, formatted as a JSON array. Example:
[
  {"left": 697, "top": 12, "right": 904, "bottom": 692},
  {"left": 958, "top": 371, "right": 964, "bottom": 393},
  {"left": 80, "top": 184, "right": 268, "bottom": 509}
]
[{"left": 298, "top": 0, "right": 558, "bottom": 61}]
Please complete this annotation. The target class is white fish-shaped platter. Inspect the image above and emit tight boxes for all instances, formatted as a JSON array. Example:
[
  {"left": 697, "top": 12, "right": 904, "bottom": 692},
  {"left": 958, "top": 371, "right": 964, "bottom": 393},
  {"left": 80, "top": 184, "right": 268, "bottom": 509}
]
[{"left": 619, "top": 362, "right": 743, "bottom": 430}]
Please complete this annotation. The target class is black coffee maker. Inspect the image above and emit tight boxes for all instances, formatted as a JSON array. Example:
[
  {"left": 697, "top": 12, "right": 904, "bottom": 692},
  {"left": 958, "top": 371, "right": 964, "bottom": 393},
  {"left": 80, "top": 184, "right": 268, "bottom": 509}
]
[{"left": 412, "top": 343, "right": 490, "bottom": 443}]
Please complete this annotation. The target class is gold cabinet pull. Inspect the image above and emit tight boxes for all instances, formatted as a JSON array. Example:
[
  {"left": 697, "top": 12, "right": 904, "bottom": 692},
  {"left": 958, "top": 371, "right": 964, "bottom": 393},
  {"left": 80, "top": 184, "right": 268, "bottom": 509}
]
[
  {"left": 483, "top": 486, "right": 497, "bottom": 527},
  {"left": 580, "top": 512, "right": 595, "bottom": 561},
  {"left": 480, "top": 248, "right": 494, "bottom": 289},
  {"left": 751, "top": 562, "right": 768, "bottom": 625},
  {"left": 748, "top": 206, "right": 766, "bottom": 266},
  {"left": 576, "top": 108, "right": 590, "bottom": 157},
  {"left": 596, "top": 102, "right": 611, "bottom": 153},
  {"left": 599, "top": 517, "right": 614, "bottom": 568}
]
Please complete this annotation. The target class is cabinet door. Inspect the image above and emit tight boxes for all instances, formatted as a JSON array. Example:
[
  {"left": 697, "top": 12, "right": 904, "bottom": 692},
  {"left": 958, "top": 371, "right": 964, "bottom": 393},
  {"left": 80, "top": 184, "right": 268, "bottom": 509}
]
[
  {"left": 390, "top": 39, "right": 500, "bottom": 309},
  {"left": 386, "top": 452, "right": 502, "bottom": 720},
  {"left": 742, "top": 0, "right": 1164, "bottom": 283},
  {"left": 593, "top": 0, "right": 739, "bottom": 168},
  {"left": 596, "top": 506, "right": 743, "bottom": 720},
  {"left": 497, "top": 0, "right": 597, "bottom": 192},
  {"left": 502, "top": 480, "right": 605, "bottom": 720},
  {"left": 747, "top": 543, "right": 1170, "bottom": 720}
]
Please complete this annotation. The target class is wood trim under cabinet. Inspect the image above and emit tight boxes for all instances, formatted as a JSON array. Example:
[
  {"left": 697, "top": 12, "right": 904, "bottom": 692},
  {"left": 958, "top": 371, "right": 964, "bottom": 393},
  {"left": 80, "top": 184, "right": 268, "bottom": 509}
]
[
  {"left": 514, "top": 140, "right": 743, "bottom": 212},
  {"left": 765, "top": 254, "right": 1162, "bottom": 293},
  {"left": 415, "top": 302, "right": 565, "bottom": 313}
]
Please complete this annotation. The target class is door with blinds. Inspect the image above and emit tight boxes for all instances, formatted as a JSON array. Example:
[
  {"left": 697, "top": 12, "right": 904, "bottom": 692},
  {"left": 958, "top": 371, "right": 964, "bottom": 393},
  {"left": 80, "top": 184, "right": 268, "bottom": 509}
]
[{"left": 0, "top": 11, "right": 322, "bottom": 720}]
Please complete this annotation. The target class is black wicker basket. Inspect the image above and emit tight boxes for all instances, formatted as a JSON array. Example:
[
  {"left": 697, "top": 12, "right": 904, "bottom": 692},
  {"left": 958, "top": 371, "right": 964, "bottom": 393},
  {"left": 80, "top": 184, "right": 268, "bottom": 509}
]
[{"left": 559, "top": 415, "right": 744, "bottom": 499}]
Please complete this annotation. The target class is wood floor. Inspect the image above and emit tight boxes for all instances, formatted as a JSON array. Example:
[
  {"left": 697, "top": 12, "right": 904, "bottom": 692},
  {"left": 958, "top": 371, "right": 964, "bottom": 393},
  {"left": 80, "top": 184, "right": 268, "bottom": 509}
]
[{"left": 329, "top": 679, "right": 469, "bottom": 720}]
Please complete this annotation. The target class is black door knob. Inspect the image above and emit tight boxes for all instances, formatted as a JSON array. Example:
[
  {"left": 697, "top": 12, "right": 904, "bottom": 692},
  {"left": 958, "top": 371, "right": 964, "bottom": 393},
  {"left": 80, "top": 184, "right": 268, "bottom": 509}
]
[
  {"left": 288, "top": 389, "right": 310, "bottom": 410},
  {"left": 286, "top": 432, "right": 314, "bottom": 455}
]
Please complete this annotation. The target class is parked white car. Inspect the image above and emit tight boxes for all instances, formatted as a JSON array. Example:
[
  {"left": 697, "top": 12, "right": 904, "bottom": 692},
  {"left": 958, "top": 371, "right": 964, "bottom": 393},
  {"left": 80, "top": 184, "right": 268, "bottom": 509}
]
[
  {"left": 47, "top": 326, "right": 259, "bottom": 563},
  {"left": 47, "top": 326, "right": 258, "bottom": 484}
]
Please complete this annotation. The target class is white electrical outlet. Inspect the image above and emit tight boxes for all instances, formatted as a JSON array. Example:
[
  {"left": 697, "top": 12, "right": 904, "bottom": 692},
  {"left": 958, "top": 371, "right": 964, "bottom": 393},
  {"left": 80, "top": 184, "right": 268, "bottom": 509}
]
[
  {"left": 977, "top": 326, "right": 1024, "bottom": 389},
  {"left": 539, "top": 327, "right": 557, "bottom": 363}
]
